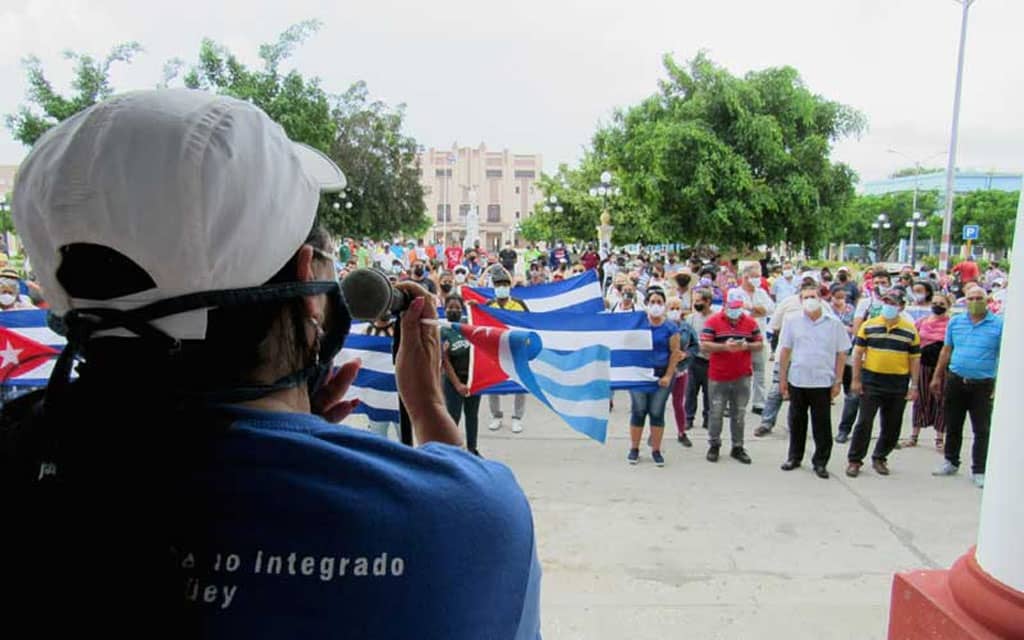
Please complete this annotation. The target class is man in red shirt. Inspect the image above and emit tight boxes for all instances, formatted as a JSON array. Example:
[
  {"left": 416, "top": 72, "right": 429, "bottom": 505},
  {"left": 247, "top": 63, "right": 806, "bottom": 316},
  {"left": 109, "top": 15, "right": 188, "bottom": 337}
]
[
  {"left": 444, "top": 244, "right": 464, "bottom": 271},
  {"left": 952, "top": 258, "right": 979, "bottom": 285},
  {"left": 700, "top": 289, "right": 764, "bottom": 464}
]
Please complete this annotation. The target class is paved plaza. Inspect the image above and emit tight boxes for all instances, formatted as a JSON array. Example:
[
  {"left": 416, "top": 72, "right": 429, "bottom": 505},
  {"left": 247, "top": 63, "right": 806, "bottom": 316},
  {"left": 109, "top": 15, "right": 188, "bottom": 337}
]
[{"left": 351, "top": 392, "right": 984, "bottom": 639}]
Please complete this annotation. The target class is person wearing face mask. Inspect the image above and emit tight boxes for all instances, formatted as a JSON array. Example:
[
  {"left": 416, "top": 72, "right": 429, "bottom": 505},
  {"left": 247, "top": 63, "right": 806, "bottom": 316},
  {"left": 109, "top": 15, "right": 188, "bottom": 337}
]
[
  {"left": 777, "top": 284, "right": 850, "bottom": 479},
  {"left": 452, "top": 265, "right": 470, "bottom": 293},
  {"left": 612, "top": 285, "right": 643, "bottom": 313},
  {"left": 930, "top": 284, "right": 1003, "bottom": 489},
  {"left": 698, "top": 275, "right": 723, "bottom": 311},
  {"left": 438, "top": 271, "right": 457, "bottom": 298},
  {"left": 770, "top": 261, "right": 798, "bottom": 302},
  {"left": 440, "top": 295, "right": 483, "bottom": 457},
  {"left": 989, "top": 277, "right": 1007, "bottom": 314},
  {"left": 0, "top": 91, "right": 541, "bottom": 637},
  {"left": 685, "top": 288, "right": 715, "bottom": 431},
  {"left": 672, "top": 272, "right": 693, "bottom": 315},
  {"left": 905, "top": 280, "right": 934, "bottom": 323},
  {"left": 626, "top": 289, "right": 683, "bottom": 466},
  {"left": 0, "top": 270, "right": 35, "bottom": 311},
  {"left": 484, "top": 266, "right": 529, "bottom": 434},
  {"left": 407, "top": 260, "right": 436, "bottom": 295},
  {"left": 846, "top": 287, "right": 921, "bottom": 478},
  {"left": 666, "top": 297, "right": 700, "bottom": 447},
  {"left": 700, "top": 289, "right": 763, "bottom": 465},
  {"left": 444, "top": 241, "right": 464, "bottom": 271},
  {"left": 898, "top": 292, "right": 952, "bottom": 449},
  {"left": 830, "top": 266, "right": 860, "bottom": 305},
  {"left": 732, "top": 265, "right": 775, "bottom": 415},
  {"left": 548, "top": 240, "right": 569, "bottom": 270}
]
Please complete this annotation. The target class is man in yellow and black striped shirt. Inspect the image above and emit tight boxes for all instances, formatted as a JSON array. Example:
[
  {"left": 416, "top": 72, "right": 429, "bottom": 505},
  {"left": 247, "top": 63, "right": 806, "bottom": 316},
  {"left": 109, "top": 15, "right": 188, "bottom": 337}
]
[{"left": 846, "top": 287, "right": 920, "bottom": 478}]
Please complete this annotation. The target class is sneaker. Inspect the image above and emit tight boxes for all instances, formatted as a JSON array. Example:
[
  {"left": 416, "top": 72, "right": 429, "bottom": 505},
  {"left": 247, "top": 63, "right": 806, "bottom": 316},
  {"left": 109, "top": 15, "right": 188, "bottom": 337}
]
[
  {"left": 972, "top": 474, "right": 985, "bottom": 488},
  {"left": 511, "top": 418, "right": 523, "bottom": 433},
  {"left": 872, "top": 459, "right": 890, "bottom": 476},
  {"left": 488, "top": 419, "right": 503, "bottom": 431},
  {"left": 652, "top": 450, "right": 665, "bottom": 467},
  {"left": 932, "top": 460, "right": 959, "bottom": 476},
  {"left": 752, "top": 407, "right": 764, "bottom": 416},
  {"left": 754, "top": 426, "right": 772, "bottom": 437},
  {"left": 835, "top": 431, "right": 850, "bottom": 444},
  {"left": 730, "top": 447, "right": 752, "bottom": 464},
  {"left": 627, "top": 448, "right": 640, "bottom": 465},
  {"left": 845, "top": 462, "right": 862, "bottom": 477},
  {"left": 706, "top": 446, "right": 720, "bottom": 462},
  {"left": 677, "top": 433, "right": 693, "bottom": 448}
]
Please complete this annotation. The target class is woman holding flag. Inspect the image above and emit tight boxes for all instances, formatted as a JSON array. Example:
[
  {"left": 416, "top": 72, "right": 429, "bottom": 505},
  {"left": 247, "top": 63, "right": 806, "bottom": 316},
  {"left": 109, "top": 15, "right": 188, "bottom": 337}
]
[
  {"left": 628, "top": 287, "right": 684, "bottom": 466},
  {"left": 441, "top": 294, "right": 483, "bottom": 456}
]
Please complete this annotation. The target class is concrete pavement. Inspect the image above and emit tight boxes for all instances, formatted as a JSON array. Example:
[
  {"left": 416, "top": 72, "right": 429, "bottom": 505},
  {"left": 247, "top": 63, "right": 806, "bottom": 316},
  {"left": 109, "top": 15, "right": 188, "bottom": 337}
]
[{"left": 351, "top": 394, "right": 983, "bottom": 639}]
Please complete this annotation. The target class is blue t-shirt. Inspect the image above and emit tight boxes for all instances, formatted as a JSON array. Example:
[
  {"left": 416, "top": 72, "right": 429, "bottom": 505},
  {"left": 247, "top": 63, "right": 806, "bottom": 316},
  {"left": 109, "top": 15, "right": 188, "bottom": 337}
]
[
  {"left": 650, "top": 321, "right": 680, "bottom": 373},
  {"left": 945, "top": 312, "right": 1003, "bottom": 380},
  {"left": 179, "top": 407, "right": 541, "bottom": 639}
]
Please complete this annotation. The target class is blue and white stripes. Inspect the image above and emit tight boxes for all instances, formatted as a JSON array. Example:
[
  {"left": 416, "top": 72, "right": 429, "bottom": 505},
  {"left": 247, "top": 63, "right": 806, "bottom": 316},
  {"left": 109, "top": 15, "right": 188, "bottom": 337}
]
[
  {"left": 467, "top": 269, "right": 603, "bottom": 313},
  {"left": 339, "top": 334, "right": 400, "bottom": 424}
]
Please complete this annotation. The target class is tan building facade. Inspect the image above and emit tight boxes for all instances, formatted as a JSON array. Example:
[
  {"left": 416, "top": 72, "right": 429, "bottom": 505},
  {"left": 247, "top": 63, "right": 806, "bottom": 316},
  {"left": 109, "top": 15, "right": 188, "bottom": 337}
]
[{"left": 418, "top": 144, "right": 542, "bottom": 251}]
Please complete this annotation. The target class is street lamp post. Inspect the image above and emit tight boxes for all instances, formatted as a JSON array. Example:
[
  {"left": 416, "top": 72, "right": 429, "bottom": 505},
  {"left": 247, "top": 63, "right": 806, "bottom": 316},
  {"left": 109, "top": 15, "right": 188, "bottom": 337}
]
[
  {"left": 589, "top": 171, "right": 621, "bottom": 249},
  {"left": 939, "top": 0, "right": 977, "bottom": 275},
  {"left": 905, "top": 212, "right": 928, "bottom": 269},
  {"left": 887, "top": 149, "right": 947, "bottom": 258},
  {"left": 871, "top": 213, "right": 891, "bottom": 262}
]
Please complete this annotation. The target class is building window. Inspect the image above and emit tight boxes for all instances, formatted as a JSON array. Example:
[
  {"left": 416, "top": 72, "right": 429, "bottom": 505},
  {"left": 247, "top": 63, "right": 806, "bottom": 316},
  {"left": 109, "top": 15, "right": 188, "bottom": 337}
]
[
  {"left": 486, "top": 169, "right": 503, "bottom": 178},
  {"left": 515, "top": 211, "right": 521, "bottom": 219},
  {"left": 514, "top": 170, "right": 535, "bottom": 178},
  {"left": 435, "top": 204, "right": 451, "bottom": 222},
  {"left": 514, "top": 185, "right": 520, "bottom": 195},
  {"left": 459, "top": 204, "right": 471, "bottom": 218},
  {"left": 435, "top": 169, "right": 452, "bottom": 177},
  {"left": 487, "top": 204, "right": 501, "bottom": 222}
]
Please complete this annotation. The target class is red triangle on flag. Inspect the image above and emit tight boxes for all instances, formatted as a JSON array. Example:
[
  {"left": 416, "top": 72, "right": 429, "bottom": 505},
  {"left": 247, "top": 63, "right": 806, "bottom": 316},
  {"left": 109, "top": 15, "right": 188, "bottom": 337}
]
[{"left": 0, "top": 326, "right": 59, "bottom": 383}]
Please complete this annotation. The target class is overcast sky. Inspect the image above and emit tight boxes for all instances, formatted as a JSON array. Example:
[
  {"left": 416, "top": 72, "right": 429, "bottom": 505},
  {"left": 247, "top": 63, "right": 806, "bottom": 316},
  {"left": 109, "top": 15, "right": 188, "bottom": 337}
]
[{"left": 1, "top": 0, "right": 1021, "bottom": 184}]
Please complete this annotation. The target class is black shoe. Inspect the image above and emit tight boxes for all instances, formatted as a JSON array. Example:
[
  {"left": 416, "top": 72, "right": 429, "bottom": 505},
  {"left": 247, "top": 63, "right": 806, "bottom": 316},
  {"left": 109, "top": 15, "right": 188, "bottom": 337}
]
[
  {"left": 677, "top": 433, "right": 693, "bottom": 448},
  {"left": 471, "top": 449, "right": 483, "bottom": 458},
  {"left": 813, "top": 465, "right": 830, "bottom": 479},
  {"left": 752, "top": 407, "right": 763, "bottom": 415},
  {"left": 780, "top": 460, "right": 800, "bottom": 471},
  {"left": 730, "top": 447, "right": 752, "bottom": 464},
  {"left": 835, "top": 431, "right": 850, "bottom": 444},
  {"left": 706, "top": 446, "right": 720, "bottom": 462},
  {"left": 754, "top": 426, "right": 772, "bottom": 437}
]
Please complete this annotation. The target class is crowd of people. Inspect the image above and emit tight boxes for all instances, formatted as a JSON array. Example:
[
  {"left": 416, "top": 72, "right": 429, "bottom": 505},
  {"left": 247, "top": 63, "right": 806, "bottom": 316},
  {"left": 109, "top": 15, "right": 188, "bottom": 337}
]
[{"left": 328, "top": 236, "right": 1007, "bottom": 487}]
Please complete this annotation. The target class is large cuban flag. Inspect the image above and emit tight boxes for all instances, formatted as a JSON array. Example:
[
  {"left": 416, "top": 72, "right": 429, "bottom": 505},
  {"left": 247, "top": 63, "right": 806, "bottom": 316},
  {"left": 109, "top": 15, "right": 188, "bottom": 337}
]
[
  {"left": 467, "top": 304, "right": 658, "bottom": 393},
  {"left": 339, "top": 334, "right": 401, "bottom": 425},
  {"left": 454, "top": 322, "right": 611, "bottom": 442},
  {"left": 0, "top": 310, "right": 64, "bottom": 387},
  {"left": 462, "top": 269, "right": 603, "bottom": 313}
]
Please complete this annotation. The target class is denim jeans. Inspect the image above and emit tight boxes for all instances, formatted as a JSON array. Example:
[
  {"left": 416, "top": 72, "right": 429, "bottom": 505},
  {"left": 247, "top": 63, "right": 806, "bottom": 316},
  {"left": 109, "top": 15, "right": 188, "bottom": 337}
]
[
  {"left": 760, "top": 360, "right": 783, "bottom": 429},
  {"left": 708, "top": 376, "right": 751, "bottom": 448},
  {"left": 750, "top": 347, "right": 767, "bottom": 410},
  {"left": 629, "top": 383, "right": 673, "bottom": 428}
]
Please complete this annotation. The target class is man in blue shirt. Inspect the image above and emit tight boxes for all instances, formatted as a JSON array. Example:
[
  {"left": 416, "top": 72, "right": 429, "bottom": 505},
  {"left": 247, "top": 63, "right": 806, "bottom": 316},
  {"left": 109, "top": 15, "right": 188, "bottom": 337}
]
[{"left": 930, "top": 283, "right": 1003, "bottom": 488}]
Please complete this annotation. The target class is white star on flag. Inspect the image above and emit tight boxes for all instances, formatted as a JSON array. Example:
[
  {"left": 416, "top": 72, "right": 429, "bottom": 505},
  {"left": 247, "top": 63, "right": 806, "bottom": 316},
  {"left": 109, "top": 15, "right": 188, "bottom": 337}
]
[{"left": 0, "top": 340, "right": 23, "bottom": 368}]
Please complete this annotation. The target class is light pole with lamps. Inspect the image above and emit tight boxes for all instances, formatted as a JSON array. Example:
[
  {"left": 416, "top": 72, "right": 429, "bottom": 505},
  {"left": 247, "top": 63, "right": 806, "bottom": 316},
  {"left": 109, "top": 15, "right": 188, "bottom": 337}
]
[
  {"left": 887, "top": 149, "right": 946, "bottom": 257},
  {"left": 589, "top": 171, "right": 621, "bottom": 249},
  {"left": 905, "top": 212, "right": 928, "bottom": 269},
  {"left": 871, "top": 213, "right": 891, "bottom": 262}
]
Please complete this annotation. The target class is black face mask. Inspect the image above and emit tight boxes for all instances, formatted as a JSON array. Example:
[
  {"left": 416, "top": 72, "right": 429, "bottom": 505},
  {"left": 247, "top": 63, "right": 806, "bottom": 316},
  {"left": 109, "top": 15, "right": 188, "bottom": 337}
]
[
  {"left": 445, "top": 309, "right": 462, "bottom": 322},
  {"left": 694, "top": 303, "right": 706, "bottom": 312},
  {"left": 440, "top": 283, "right": 453, "bottom": 293},
  {"left": 838, "top": 273, "right": 848, "bottom": 282},
  {"left": 931, "top": 305, "right": 947, "bottom": 316}
]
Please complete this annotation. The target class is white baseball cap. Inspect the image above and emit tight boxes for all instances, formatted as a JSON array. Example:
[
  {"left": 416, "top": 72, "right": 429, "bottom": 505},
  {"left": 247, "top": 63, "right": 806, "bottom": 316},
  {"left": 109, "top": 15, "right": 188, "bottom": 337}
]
[{"left": 13, "top": 89, "right": 345, "bottom": 340}]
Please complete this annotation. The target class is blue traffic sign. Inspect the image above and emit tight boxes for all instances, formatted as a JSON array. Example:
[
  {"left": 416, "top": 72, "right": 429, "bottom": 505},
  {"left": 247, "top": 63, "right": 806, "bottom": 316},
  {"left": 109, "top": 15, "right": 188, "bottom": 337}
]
[{"left": 962, "top": 225, "right": 980, "bottom": 241}]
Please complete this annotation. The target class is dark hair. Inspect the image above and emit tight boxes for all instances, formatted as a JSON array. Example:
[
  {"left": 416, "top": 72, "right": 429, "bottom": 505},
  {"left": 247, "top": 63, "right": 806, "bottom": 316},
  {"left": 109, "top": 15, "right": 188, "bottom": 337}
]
[
  {"left": 645, "top": 287, "right": 666, "bottom": 304},
  {"left": 913, "top": 279, "right": 935, "bottom": 299},
  {"left": 872, "top": 268, "right": 890, "bottom": 282},
  {"left": 800, "top": 282, "right": 820, "bottom": 294},
  {"left": 1, "top": 222, "right": 336, "bottom": 631},
  {"left": 444, "top": 293, "right": 464, "bottom": 307}
]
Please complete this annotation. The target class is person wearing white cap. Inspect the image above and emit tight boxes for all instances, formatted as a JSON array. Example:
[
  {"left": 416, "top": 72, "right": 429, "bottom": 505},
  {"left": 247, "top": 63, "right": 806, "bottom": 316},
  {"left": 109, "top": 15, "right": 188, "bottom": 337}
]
[
  {"left": 700, "top": 288, "right": 764, "bottom": 464},
  {"left": 1, "top": 90, "right": 541, "bottom": 638}
]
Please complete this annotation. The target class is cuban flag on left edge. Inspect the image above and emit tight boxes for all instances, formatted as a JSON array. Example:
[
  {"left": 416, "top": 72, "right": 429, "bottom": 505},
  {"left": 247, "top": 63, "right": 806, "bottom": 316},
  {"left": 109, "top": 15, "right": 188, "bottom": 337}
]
[
  {"left": 455, "top": 321, "right": 612, "bottom": 443},
  {"left": 0, "top": 310, "right": 64, "bottom": 387},
  {"left": 463, "top": 269, "right": 603, "bottom": 313}
]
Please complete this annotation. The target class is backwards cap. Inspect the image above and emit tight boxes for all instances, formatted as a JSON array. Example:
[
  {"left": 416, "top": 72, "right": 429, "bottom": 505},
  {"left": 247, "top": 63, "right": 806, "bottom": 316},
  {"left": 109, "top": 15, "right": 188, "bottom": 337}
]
[{"left": 13, "top": 89, "right": 345, "bottom": 341}]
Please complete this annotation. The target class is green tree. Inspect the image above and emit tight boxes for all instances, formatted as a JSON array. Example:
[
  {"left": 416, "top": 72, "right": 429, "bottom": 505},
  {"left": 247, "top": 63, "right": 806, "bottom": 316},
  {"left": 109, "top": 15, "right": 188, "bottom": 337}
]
[
  {"left": 322, "top": 82, "right": 428, "bottom": 239},
  {"left": 590, "top": 52, "right": 863, "bottom": 251},
  {"left": 953, "top": 189, "right": 1019, "bottom": 253},
  {"left": 6, "top": 43, "right": 143, "bottom": 146},
  {"left": 831, "top": 191, "right": 942, "bottom": 261},
  {"left": 891, "top": 166, "right": 944, "bottom": 178}
]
